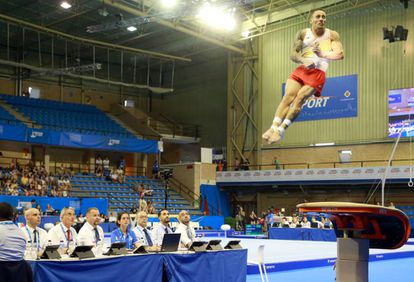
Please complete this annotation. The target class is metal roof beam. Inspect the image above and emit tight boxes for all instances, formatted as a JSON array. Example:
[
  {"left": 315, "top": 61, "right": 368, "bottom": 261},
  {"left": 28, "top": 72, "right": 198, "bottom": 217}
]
[
  {"left": 103, "top": 0, "right": 247, "bottom": 55},
  {"left": 0, "top": 13, "right": 191, "bottom": 62}
]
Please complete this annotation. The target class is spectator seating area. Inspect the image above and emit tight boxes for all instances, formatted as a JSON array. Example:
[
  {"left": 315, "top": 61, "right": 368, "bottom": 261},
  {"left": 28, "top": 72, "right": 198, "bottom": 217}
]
[
  {"left": 70, "top": 174, "right": 203, "bottom": 216},
  {"left": 0, "top": 105, "right": 23, "bottom": 126},
  {"left": 0, "top": 94, "right": 134, "bottom": 138}
]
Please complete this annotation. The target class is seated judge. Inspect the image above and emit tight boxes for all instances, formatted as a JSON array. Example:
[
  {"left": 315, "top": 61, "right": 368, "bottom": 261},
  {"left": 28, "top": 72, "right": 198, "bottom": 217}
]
[
  {"left": 77, "top": 207, "right": 105, "bottom": 255},
  {"left": 301, "top": 216, "right": 311, "bottom": 228},
  {"left": 152, "top": 209, "right": 172, "bottom": 247},
  {"left": 175, "top": 210, "right": 196, "bottom": 249},
  {"left": 0, "top": 202, "right": 26, "bottom": 261},
  {"left": 20, "top": 208, "right": 48, "bottom": 257},
  {"left": 280, "top": 217, "right": 290, "bottom": 228},
  {"left": 47, "top": 207, "right": 77, "bottom": 254},
  {"left": 110, "top": 212, "right": 140, "bottom": 249},
  {"left": 132, "top": 211, "right": 154, "bottom": 247}
]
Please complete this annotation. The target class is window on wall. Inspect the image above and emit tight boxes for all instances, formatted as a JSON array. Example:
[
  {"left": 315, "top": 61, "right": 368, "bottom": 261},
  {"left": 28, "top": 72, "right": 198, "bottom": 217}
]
[
  {"left": 28, "top": 86, "right": 40, "bottom": 99},
  {"left": 124, "top": 99, "right": 134, "bottom": 107},
  {"left": 388, "top": 88, "right": 414, "bottom": 138}
]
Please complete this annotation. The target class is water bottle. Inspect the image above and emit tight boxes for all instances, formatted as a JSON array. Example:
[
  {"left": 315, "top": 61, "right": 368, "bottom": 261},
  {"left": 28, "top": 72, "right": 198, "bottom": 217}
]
[
  {"left": 96, "top": 239, "right": 103, "bottom": 256},
  {"left": 24, "top": 241, "right": 32, "bottom": 259}
]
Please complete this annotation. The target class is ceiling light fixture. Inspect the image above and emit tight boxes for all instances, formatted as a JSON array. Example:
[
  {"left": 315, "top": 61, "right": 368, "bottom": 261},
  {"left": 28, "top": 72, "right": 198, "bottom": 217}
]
[
  {"left": 127, "top": 26, "right": 137, "bottom": 32},
  {"left": 60, "top": 1, "right": 72, "bottom": 9}
]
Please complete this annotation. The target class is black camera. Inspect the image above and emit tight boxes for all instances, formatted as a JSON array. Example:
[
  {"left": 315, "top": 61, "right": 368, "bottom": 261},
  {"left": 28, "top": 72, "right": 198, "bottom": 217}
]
[{"left": 160, "top": 168, "right": 173, "bottom": 180}]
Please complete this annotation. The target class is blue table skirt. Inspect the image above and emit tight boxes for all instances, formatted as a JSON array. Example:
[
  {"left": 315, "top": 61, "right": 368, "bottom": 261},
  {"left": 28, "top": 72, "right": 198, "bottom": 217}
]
[
  {"left": 29, "top": 249, "right": 247, "bottom": 282},
  {"left": 268, "top": 228, "right": 337, "bottom": 241}
]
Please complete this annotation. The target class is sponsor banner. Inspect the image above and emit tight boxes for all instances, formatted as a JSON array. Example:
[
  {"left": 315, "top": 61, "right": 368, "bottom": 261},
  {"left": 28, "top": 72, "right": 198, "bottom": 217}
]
[{"left": 282, "top": 74, "right": 358, "bottom": 121}]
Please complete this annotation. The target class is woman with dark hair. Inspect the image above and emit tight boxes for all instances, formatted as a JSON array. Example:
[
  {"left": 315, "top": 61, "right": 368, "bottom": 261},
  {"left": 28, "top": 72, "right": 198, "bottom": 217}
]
[{"left": 110, "top": 212, "right": 140, "bottom": 249}]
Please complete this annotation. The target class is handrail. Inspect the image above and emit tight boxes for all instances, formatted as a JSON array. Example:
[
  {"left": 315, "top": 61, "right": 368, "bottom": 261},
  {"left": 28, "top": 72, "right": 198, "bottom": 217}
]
[
  {"left": 223, "top": 157, "right": 414, "bottom": 171},
  {"left": 168, "top": 177, "right": 221, "bottom": 216}
]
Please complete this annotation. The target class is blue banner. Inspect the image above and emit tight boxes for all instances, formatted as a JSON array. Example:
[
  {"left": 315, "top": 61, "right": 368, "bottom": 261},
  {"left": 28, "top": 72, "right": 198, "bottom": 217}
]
[
  {"left": 0, "top": 125, "right": 158, "bottom": 153},
  {"left": 282, "top": 74, "right": 358, "bottom": 121},
  {"left": 0, "top": 124, "right": 26, "bottom": 142}
]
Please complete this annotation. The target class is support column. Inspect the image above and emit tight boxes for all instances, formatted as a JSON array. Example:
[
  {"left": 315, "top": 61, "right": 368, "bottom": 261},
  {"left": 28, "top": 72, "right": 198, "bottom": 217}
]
[
  {"left": 44, "top": 148, "right": 50, "bottom": 173},
  {"left": 336, "top": 238, "right": 369, "bottom": 282}
]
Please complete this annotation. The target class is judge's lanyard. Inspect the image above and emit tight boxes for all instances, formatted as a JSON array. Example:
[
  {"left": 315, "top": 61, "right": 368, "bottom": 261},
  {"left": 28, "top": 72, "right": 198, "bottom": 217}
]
[
  {"left": 60, "top": 224, "right": 73, "bottom": 247},
  {"left": 25, "top": 226, "right": 40, "bottom": 250}
]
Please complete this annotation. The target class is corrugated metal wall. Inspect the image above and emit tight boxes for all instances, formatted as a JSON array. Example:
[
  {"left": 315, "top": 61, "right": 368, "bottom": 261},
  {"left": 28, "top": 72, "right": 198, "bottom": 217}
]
[{"left": 261, "top": 5, "right": 414, "bottom": 147}]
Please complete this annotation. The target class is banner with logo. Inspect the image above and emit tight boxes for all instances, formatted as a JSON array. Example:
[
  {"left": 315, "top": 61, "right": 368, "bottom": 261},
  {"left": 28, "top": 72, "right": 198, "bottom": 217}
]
[
  {"left": 282, "top": 74, "right": 358, "bottom": 121},
  {"left": 1, "top": 125, "right": 158, "bottom": 153}
]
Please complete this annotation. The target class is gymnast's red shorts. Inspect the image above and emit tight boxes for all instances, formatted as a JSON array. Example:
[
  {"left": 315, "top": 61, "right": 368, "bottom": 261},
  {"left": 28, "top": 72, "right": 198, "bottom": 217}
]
[{"left": 289, "top": 65, "right": 326, "bottom": 97}]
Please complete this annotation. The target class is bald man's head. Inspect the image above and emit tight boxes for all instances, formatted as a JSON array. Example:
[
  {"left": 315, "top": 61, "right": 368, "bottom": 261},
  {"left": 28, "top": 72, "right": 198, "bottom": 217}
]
[
  {"left": 178, "top": 210, "right": 190, "bottom": 225},
  {"left": 25, "top": 208, "right": 41, "bottom": 228}
]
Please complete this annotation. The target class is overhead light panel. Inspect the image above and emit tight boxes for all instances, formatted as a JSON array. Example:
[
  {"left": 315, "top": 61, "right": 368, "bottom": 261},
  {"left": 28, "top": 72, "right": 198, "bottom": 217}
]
[
  {"left": 60, "top": 1, "right": 72, "bottom": 9},
  {"left": 197, "top": 4, "right": 236, "bottom": 31},
  {"left": 127, "top": 26, "right": 137, "bottom": 32},
  {"left": 241, "top": 30, "right": 250, "bottom": 38},
  {"left": 315, "top": 142, "right": 335, "bottom": 147},
  {"left": 161, "top": 0, "right": 177, "bottom": 8}
]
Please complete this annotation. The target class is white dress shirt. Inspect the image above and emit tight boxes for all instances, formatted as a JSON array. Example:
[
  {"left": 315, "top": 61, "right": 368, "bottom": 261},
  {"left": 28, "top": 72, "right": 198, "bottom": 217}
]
[
  {"left": 77, "top": 222, "right": 104, "bottom": 246},
  {"left": 301, "top": 221, "right": 311, "bottom": 228},
  {"left": 151, "top": 224, "right": 172, "bottom": 246},
  {"left": 47, "top": 223, "right": 77, "bottom": 247},
  {"left": 175, "top": 223, "right": 196, "bottom": 248},
  {"left": 20, "top": 225, "right": 48, "bottom": 251},
  {"left": 0, "top": 221, "right": 26, "bottom": 261},
  {"left": 132, "top": 225, "right": 154, "bottom": 246}
]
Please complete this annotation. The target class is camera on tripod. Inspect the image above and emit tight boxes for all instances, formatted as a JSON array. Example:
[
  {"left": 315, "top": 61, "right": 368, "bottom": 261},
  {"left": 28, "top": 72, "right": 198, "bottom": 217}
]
[{"left": 160, "top": 168, "right": 173, "bottom": 180}]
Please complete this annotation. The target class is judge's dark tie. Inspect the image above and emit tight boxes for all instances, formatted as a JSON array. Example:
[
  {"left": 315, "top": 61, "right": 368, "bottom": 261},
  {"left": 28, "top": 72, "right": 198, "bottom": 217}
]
[
  {"left": 94, "top": 228, "right": 100, "bottom": 243},
  {"left": 143, "top": 229, "right": 153, "bottom": 246}
]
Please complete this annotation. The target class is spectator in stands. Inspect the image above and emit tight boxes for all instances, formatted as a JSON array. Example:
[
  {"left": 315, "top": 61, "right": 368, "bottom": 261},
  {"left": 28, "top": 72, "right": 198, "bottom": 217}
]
[
  {"left": 111, "top": 212, "right": 140, "bottom": 249},
  {"left": 146, "top": 200, "right": 156, "bottom": 215},
  {"left": 175, "top": 210, "right": 196, "bottom": 249},
  {"left": 222, "top": 159, "right": 228, "bottom": 171},
  {"left": 301, "top": 216, "right": 311, "bottom": 228},
  {"left": 77, "top": 207, "right": 105, "bottom": 254},
  {"left": 116, "top": 167, "right": 124, "bottom": 184},
  {"left": 152, "top": 209, "right": 172, "bottom": 246},
  {"left": 119, "top": 157, "right": 126, "bottom": 172},
  {"left": 274, "top": 157, "right": 281, "bottom": 170},
  {"left": 280, "top": 217, "right": 290, "bottom": 228},
  {"left": 47, "top": 207, "right": 77, "bottom": 254},
  {"left": 290, "top": 216, "right": 300, "bottom": 228},
  {"left": 95, "top": 155, "right": 103, "bottom": 176},
  {"left": 152, "top": 160, "right": 159, "bottom": 179},
  {"left": 389, "top": 201, "right": 395, "bottom": 208},
  {"left": 311, "top": 216, "right": 323, "bottom": 229},
  {"left": 216, "top": 160, "right": 223, "bottom": 172},
  {"left": 234, "top": 157, "right": 240, "bottom": 171},
  {"left": 249, "top": 210, "right": 258, "bottom": 224},
  {"left": 110, "top": 168, "right": 119, "bottom": 183},
  {"left": 235, "top": 205, "right": 245, "bottom": 231},
  {"left": 76, "top": 213, "right": 85, "bottom": 224},
  {"left": 322, "top": 217, "right": 333, "bottom": 229},
  {"left": 45, "top": 204, "right": 55, "bottom": 215},
  {"left": 103, "top": 157, "right": 110, "bottom": 177},
  {"left": 132, "top": 211, "right": 154, "bottom": 247},
  {"left": 0, "top": 202, "right": 26, "bottom": 261},
  {"left": 265, "top": 210, "right": 275, "bottom": 230},
  {"left": 137, "top": 184, "right": 153, "bottom": 212},
  {"left": 21, "top": 208, "right": 48, "bottom": 257},
  {"left": 243, "top": 159, "right": 251, "bottom": 170}
]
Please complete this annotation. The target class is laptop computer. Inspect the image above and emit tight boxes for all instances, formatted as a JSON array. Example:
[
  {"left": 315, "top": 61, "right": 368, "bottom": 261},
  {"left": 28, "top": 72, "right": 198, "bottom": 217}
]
[
  {"left": 40, "top": 245, "right": 61, "bottom": 259},
  {"left": 70, "top": 245, "right": 95, "bottom": 259},
  {"left": 104, "top": 242, "right": 127, "bottom": 256},
  {"left": 160, "top": 233, "right": 181, "bottom": 252}
]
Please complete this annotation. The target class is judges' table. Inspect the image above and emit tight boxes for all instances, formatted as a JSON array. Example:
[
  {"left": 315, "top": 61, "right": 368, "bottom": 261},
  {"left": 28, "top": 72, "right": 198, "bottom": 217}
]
[
  {"left": 268, "top": 228, "right": 337, "bottom": 241},
  {"left": 28, "top": 249, "right": 247, "bottom": 282}
]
